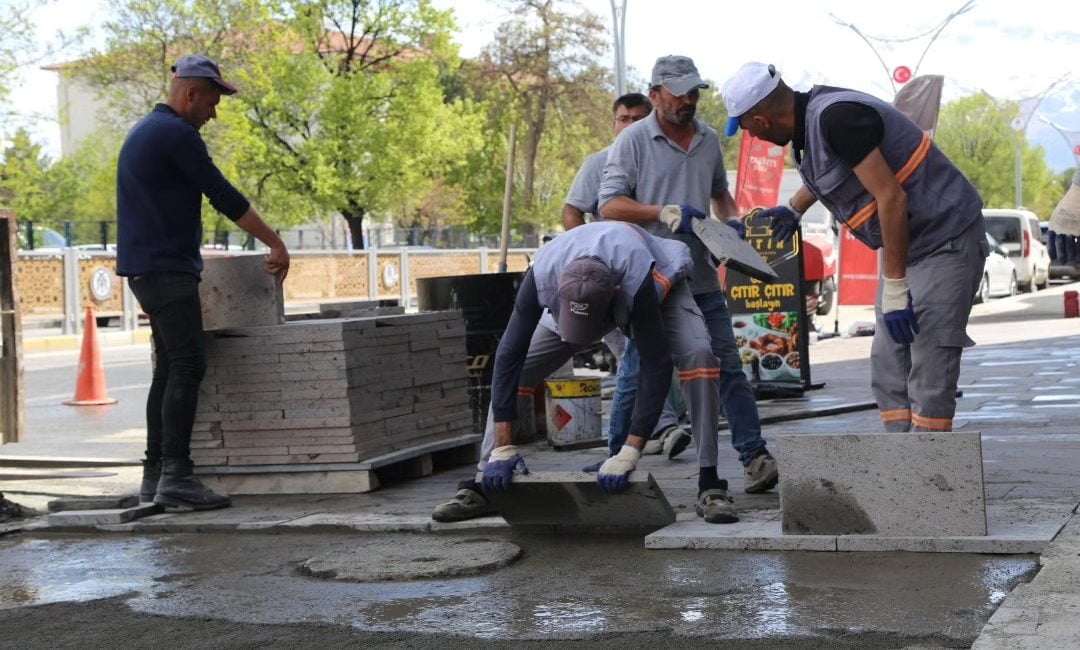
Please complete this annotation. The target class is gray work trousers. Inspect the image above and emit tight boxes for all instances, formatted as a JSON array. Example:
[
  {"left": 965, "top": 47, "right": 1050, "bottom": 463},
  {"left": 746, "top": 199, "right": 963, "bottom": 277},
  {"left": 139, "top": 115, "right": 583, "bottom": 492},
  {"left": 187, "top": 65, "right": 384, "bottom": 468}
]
[
  {"left": 479, "top": 281, "right": 720, "bottom": 467},
  {"left": 872, "top": 217, "right": 987, "bottom": 432},
  {"left": 603, "top": 328, "right": 682, "bottom": 436}
]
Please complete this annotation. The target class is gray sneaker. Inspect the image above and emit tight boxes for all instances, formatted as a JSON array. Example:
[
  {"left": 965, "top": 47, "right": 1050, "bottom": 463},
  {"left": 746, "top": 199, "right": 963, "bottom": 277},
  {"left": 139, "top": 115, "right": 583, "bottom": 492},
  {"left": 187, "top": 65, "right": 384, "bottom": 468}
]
[
  {"left": 431, "top": 488, "right": 497, "bottom": 523},
  {"left": 744, "top": 454, "right": 779, "bottom": 494},
  {"left": 642, "top": 438, "right": 664, "bottom": 455},
  {"left": 696, "top": 488, "right": 739, "bottom": 524},
  {"left": 661, "top": 426, "right": 692, "bottom": 459}
]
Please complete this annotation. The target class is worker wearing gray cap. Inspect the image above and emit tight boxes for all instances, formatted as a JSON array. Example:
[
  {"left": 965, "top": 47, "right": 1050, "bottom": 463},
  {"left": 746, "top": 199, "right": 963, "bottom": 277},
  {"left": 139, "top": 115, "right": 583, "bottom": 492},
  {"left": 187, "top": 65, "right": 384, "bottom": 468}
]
[
  {"left": 598, "top": 55, "right": 779, "bottom": 522},
  {"left": 721, "top": 62, "right": 986, "bottom": 433}
]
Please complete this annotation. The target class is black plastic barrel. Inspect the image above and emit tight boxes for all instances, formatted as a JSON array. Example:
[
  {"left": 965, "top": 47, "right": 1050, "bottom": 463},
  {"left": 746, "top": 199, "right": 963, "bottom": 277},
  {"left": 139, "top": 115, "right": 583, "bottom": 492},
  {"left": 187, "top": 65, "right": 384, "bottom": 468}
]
[{"left": 416, "top": 272, "right": 525, "bottom": 435}]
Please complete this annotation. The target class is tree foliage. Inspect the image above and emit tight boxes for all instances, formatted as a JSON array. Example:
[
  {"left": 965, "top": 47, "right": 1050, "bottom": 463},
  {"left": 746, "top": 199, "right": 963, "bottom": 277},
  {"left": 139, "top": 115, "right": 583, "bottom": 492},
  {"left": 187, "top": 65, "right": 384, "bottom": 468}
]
[
  {"left": 473, "top": 0, "right": 611, "bottom": 240},
  {"left": 936, "top": 93, "right": 1061, "bottom": 217}
]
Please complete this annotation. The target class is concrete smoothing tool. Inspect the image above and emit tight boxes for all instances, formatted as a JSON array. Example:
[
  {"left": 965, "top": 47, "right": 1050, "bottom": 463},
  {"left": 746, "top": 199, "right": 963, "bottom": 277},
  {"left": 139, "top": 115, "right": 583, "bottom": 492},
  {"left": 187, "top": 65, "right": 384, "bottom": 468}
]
[
  {"left": 692, "top": 212, "right": 779, "bottom": 283},
  {"left": 481, "top": 471, "right": 676, "bottom": 533}
]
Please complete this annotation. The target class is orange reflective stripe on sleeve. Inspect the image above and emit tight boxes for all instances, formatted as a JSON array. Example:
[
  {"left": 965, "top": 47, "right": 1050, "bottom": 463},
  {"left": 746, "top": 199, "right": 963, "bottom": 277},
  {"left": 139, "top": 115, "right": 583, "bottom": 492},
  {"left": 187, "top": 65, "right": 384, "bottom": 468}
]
[
  {"left": 517, "top": 386, "right": 535, "bottom": 397},
  {"left": 651, "top": 269, "right": 672, "bottom": 298},
  {"left": 845, "top": 132, "right": 933, "bottom": 231}
]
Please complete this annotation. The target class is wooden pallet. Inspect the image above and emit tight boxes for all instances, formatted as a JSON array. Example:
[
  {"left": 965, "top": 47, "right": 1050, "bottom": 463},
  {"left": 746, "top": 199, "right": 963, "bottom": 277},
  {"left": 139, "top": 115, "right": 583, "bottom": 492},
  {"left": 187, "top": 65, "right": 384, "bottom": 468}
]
[{"left": 195, "top": 434, "right": 481, "bottom": 495}]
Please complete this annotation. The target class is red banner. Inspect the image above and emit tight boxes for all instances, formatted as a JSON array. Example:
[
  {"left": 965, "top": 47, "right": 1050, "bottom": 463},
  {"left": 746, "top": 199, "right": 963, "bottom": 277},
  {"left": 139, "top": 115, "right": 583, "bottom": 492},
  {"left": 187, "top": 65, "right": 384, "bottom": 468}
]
[
  {"left": 734, "top": 133, "right": 786, "bottom": 214},
  {"left": 837, "top": 228, "right": 878, "bottom": 305}
]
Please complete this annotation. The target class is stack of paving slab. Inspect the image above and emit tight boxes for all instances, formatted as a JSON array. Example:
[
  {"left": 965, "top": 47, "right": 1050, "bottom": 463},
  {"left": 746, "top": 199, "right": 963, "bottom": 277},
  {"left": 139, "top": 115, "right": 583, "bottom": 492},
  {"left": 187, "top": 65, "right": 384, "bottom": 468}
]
[{"left": 190, "top": 311, "right": 474, "bottom": 493}]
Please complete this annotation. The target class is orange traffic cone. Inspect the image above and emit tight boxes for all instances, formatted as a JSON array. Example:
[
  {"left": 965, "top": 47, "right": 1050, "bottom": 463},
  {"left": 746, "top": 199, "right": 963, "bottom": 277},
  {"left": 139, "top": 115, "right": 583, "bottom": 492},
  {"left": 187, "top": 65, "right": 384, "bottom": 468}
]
[{"left": 63, "top": 306, "right": 118, "bottom": 406}]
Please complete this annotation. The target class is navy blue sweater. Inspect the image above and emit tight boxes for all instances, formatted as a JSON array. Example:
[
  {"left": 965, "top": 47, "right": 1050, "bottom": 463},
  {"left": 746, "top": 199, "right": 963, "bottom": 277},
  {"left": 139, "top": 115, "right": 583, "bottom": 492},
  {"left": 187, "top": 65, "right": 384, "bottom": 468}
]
[{"left": 116, "top": 104, "right": 250, "bottom": 277}]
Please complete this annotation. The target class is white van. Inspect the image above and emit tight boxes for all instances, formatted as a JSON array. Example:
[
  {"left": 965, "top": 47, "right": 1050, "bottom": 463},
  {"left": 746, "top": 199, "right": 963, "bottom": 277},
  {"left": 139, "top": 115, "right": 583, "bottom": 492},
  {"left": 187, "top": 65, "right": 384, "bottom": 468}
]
[{"left": 982, "top": 209, "right": 1050, "bottom": 292}]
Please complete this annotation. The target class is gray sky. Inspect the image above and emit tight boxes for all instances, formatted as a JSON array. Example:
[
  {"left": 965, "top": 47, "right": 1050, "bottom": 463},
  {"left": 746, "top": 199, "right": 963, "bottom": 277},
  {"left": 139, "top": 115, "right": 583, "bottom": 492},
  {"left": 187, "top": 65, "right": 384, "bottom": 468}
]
[{"left": 12, "top": 0, "right": 1080, "bottom": 170}]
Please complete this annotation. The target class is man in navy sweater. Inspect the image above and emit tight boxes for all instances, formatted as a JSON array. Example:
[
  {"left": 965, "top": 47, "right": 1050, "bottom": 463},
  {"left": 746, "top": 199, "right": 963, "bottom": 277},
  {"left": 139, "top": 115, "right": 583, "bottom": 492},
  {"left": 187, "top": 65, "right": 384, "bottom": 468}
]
[{"left": 117, "top": 55, "right": 290, "bottom": 511}]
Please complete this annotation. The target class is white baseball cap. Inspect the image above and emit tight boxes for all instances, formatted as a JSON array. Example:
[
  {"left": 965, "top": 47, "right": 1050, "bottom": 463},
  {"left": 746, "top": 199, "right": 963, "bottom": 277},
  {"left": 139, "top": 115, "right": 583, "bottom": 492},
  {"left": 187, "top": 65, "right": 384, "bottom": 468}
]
[{"left": 721, "top": 62, "right": 780, "bottom": 137}]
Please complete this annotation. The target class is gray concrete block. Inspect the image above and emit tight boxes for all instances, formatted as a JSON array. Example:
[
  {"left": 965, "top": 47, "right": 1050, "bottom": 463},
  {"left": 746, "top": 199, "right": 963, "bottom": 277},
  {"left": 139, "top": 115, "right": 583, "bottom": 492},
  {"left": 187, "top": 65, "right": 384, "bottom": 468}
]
[
  {"left": 775, "top": 432, "right": 987, "bottom": 537},
  {"left": 482, "top": 471, "right": 675, "bottom": 533},
  {"left": 645, "top": 520, "right": 838, "bottom": 551},
  {"left": 47, "top": 503, "right": 161, "bottom": 526},
  {"left": 47, "top": 495, "right": 138, "bottom": 512},
  {"left": 197, "top": 468, "right": 379, "bottom": 494},
  {"left": 200, "top": 254, "right": 284, "bottom": 330},
  {"left": 299, "top": 537, "right": 521, "bottom": 581}
]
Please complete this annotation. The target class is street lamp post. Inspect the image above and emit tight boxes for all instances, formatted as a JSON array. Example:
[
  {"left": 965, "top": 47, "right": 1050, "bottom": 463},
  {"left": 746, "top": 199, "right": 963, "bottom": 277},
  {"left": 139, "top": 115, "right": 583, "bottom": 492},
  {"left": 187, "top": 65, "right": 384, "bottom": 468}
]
[
  {"left": 609, "top": 0, "right": 627, "bottom": 97},
  {"left": 983, "top": 78, "right": 1066, "bottom": 209}
]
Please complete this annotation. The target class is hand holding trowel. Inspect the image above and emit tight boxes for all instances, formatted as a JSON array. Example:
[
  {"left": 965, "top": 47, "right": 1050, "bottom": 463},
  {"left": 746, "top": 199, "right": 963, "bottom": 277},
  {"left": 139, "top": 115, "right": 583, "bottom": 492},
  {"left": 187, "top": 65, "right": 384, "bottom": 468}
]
[{"left": 659, "top": 204, "right": 779, "bottom": 283}]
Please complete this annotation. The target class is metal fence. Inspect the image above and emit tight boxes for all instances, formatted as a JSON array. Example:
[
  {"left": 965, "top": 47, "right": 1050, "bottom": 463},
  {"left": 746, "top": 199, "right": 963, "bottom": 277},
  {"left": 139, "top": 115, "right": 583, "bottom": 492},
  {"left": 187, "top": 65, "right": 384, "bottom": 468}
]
[{"left": 17, "top": 220, "right": 544, "bottom": 252}]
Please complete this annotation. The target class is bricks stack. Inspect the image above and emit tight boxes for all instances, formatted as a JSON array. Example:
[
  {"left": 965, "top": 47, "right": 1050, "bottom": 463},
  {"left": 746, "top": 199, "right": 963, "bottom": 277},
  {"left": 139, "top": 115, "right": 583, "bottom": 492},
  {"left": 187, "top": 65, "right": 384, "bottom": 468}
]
[{"left": 190, "top": 312, "right": 471, "bottom": 467}]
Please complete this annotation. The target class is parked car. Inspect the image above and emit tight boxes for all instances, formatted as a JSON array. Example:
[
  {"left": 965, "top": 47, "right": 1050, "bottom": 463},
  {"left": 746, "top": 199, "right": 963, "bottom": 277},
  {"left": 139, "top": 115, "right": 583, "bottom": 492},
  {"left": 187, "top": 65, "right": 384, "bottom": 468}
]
[
  {"left": 1038, "top": 222, "right": 1080, "bottom": 281},
  {"left": 16, "top": 226, "right": 67, "bottom": 251},
  {"left": 982, "top": 209, "right": 1049, "bottom": 292},
  {"left": 976, "top": 233, "right": 1018, "bottom": 303}
]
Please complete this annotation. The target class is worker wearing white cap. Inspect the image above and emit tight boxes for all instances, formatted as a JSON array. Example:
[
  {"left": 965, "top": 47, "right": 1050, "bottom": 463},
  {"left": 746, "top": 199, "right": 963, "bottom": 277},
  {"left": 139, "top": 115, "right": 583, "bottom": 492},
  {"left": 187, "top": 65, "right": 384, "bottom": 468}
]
[{"left": 721, "top": 62, "right": 986, "bottom": 433}]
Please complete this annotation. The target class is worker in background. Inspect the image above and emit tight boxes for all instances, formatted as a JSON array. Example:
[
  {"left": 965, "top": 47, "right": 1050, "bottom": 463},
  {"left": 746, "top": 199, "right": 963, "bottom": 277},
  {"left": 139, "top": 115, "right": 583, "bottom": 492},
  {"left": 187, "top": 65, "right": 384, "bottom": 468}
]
[{"left": 563, "top": 92, "right": 693, "bottom": 463}]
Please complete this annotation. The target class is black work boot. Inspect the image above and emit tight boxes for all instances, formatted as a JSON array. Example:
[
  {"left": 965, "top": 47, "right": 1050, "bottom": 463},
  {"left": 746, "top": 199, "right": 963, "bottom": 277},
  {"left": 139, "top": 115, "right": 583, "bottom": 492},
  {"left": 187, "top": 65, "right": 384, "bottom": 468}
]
[
  {"left": 140, "top": 458, "right": 161, "bottom": 503},
  {"left": 154, "top": 458, "right": 231, "bottom": 511}
]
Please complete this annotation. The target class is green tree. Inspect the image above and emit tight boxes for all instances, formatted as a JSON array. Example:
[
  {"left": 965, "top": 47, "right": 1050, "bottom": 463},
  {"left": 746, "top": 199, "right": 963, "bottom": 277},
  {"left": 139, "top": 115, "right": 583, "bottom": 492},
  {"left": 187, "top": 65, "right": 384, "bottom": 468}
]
[
  {"left": 77, "top": 0, "right": 275, "bottom": 125},
  {"left": 475, "top": 0, "right": 611, "bottom": 240},
  {"left": 936, "top": 93, "right": 1060, "bottom": 217},
  {"left": 0, "top": 127, "right": 122, "bottom": 237},
  {"left": 229, "top": 0, "right": 482, "bottom": 248}
]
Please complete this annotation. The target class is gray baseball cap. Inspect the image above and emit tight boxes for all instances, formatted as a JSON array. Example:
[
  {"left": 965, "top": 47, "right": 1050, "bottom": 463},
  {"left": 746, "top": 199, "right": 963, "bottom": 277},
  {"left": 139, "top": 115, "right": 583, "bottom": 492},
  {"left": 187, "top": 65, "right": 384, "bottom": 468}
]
[
  {"left": 556, "top": 257, "right": 615, "bottom": 345},
  {"left": 651, "top": 55, "right": 709, "bottom": 97},
  {"left": 171, "top": 55, "right": 238, "bottom": 95}
]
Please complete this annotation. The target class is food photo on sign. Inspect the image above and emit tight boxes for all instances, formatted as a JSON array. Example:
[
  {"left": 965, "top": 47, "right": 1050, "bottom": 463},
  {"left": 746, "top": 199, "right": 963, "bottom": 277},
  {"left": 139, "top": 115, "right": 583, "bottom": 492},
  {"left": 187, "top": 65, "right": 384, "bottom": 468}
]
[{"left": 723, "top": 210, "right": 811, "bottom": 390}]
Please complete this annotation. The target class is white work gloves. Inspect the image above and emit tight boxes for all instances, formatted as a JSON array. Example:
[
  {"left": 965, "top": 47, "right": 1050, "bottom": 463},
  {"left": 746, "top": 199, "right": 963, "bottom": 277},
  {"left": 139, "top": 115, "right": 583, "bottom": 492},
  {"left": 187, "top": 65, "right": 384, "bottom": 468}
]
[
  {"left": 881, "top": 277, "right": 919, "bottom": 345},
  {"left": 597, "top": 444, "right": 641, "bottom": 493},
  {"left": 658, "top": 204, "right": 707, "bottom": 235},
  {"left": 481, "top": 444, "right": 528, "bottom": 493}
]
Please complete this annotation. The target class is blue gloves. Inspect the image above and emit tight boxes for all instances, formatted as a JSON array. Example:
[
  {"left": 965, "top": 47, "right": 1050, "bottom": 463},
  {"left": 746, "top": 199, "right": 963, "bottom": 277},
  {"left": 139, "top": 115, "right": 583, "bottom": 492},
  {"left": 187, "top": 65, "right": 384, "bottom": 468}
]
[
  {"left": 481, "top": 445, "right": 528, "bottom": 493},
  {"left": 659, "top": 204, "right": 707, "bottom": 235},
  {"left": 725, "top": 218, "right": 747, "bottom": 239},
  {"left": 760, "top": 205, "right": 801, "bottom": 242},
  {"left": 597, "top": 445, "right": 641, "bottom": 493},
  {"left": 1049, "top": 231, "right": 1079, "bottom": 264},
  {"left": 881, "top": 277, "right": 919, "bottom": 345}
]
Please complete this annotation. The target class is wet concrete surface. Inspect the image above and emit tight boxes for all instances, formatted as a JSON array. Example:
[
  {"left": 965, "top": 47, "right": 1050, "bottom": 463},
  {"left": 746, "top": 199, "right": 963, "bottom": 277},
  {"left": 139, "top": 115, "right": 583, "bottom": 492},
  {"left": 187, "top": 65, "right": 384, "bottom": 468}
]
[{"left": 0, "top": 531, "right": 1037, "bottom": 647}]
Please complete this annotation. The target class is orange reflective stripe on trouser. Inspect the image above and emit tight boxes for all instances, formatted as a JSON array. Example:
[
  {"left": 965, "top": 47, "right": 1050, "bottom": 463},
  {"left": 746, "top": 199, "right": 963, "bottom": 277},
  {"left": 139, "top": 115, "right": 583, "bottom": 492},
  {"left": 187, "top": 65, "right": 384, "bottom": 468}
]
[
  {"left": 846, "top": 132, "right": 933, "bottom": 231},
  {"left": 911, "top": 412, "right": 952, "bottom": 431},
  {"left": 678, "top": 367, "right": 721, "bottom": 382},
  {"left": 517, "top": 386, "right": 535, "bottom": 397},
  {"left": 651, "top": 269, "right": 672, "bottom": 298},
  {"left": 879, "top": 408, "right": 911, "bottom": 423}
]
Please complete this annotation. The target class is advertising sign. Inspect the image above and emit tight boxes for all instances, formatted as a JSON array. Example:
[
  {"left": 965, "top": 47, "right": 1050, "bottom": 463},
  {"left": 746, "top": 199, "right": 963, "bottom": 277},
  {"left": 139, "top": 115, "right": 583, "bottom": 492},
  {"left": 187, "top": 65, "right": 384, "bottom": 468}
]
[{"left": 725, "top": 211, "right": 810, "bottom": 388}]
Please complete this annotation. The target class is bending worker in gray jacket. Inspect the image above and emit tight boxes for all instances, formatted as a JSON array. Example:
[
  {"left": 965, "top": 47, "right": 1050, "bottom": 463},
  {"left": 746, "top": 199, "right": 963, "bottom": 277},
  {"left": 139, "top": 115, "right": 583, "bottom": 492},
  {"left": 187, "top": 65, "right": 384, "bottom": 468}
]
[
  {"left": 722, "top": 62, "right": 986, "bottom": 432},
  {"left": 432, "top": 220, "right": 739, "bottom": 524}
]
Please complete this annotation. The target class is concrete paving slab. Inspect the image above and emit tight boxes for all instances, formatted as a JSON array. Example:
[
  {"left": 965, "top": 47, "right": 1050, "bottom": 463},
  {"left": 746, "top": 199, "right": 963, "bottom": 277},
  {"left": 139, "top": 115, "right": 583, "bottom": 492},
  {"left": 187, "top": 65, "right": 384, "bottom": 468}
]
[
  {"left": 46, "top": 502, "right": 159, "bottom": 526},
  {"left": 299, "top": 537, "right": 521, "bottom": 581},
  {"left": 200, "top": 254, "right": 284, "bottom": 330},
  {"left": 646, "top": 499, "right": 1073, "bottom": 554},
  {"left": 775, "top": 431, "right": 987, "bottom": 536},
  {"left": 482, "top": 471, "right": 675, "bottom": 533},
  {"left": 48, "top": 494, "right": 138, "bottom": 512},
  {"left": 645, "top": 520, "right": 837, "bottom": 551}
]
